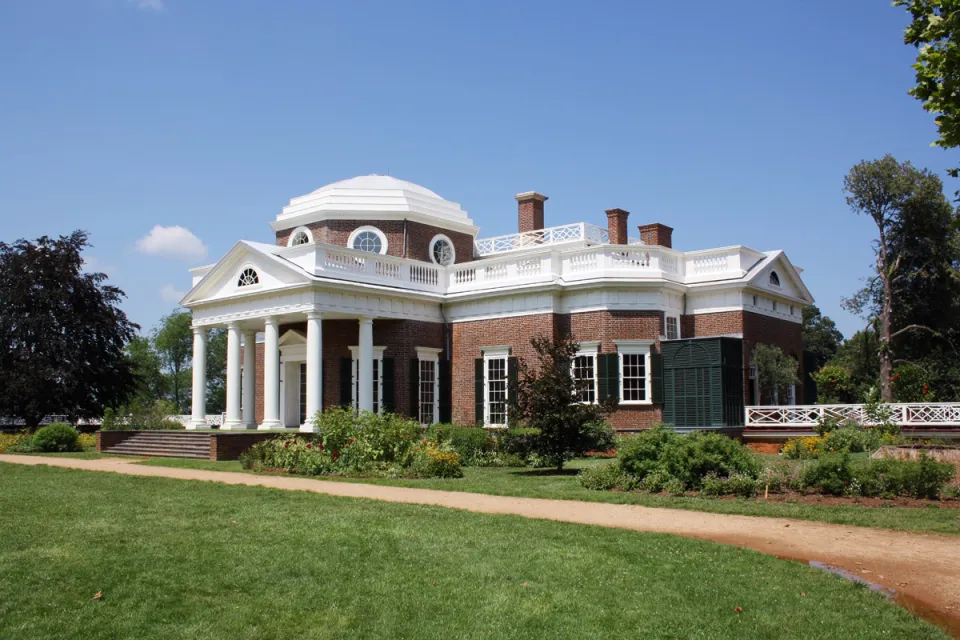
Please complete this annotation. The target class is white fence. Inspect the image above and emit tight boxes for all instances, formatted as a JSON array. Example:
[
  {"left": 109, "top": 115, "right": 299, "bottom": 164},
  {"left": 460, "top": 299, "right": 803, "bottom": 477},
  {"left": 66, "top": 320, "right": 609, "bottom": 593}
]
[
  {"left": 473, "top": 223, "right": 618, "bottom": 256},
  {"left": 745, "top": 403, "right": 960, "bottom": 428},
  {"left": 2, "top": 414, "right": 224, "bottom": 428}
]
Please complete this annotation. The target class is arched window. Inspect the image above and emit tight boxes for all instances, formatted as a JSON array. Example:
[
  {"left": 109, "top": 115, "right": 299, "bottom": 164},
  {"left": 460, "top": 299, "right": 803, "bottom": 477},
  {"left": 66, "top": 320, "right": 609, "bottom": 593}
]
[
  {"left": 769, "top": 271, "right": 781, "bottom": 287},
  {"left": 429, "top": 234, "right": 456, "bottom": 266},
  {"left": 348, "top": 226, "right": 387, "bottom": 254},
  {"left": 290, "top": 230, "right": 310, "bottom": 246},
  {"left": 237, "top": 268, "right": 259, "bottom": 287}
]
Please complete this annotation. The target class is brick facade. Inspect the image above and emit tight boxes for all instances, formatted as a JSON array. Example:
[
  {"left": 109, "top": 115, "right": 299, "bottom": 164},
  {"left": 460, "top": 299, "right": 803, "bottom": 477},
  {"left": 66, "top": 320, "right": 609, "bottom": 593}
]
[
  {"left": 516, "top": 192, "right": 547, "bottom": 233},
  {"left": 275, "top": 219, "right": 474, "bottom": 263}
]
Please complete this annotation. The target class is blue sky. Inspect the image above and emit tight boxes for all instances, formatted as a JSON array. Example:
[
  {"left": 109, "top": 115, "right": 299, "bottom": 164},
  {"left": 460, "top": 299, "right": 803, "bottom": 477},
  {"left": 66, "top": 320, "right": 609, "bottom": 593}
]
[{"left": 0, "top": 0, "right": 953, "bottom": 338}]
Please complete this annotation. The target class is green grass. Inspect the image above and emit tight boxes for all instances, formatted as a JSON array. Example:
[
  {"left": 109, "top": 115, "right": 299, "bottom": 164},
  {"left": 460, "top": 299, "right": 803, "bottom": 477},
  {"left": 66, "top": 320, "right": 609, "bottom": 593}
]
[
  {"left": 134, "top": 456, "right": 960, "bottom": 535},
  {"left": 0, "top": 463, "right": 945, "bottom": 639},
  {"left": 16, "top": 451, "right": 116, "bottom": 459}
]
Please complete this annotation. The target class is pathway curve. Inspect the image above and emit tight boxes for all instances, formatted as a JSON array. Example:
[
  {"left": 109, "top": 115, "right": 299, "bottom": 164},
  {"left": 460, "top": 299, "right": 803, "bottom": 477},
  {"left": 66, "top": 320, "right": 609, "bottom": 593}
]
[{"left": 3, "top": 454, "right": 959, "bottom": 634}]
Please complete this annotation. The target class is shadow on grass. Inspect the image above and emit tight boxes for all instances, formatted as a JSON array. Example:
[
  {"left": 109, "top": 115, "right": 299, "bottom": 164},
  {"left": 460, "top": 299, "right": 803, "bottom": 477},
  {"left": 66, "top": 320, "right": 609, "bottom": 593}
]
[{"left": 508, "top": 468, "right": 581, "bottom": 477}]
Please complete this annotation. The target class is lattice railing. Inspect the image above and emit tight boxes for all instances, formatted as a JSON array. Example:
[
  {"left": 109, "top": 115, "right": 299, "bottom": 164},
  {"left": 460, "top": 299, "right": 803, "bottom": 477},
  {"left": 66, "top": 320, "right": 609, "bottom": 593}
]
[
  {"left": 474, "top": 223, "right": 611, "bottom": 256},
  {"left": 745, "top": 403, "right": 960, "bottom": 428}
]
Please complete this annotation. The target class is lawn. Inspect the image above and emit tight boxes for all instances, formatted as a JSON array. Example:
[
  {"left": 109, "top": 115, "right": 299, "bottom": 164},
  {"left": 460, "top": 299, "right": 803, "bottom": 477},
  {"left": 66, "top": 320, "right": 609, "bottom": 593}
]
[
  {"left": 0, "top": 462, "right": 945, "bottom": 639},
  {"left": 134, "top": 456, "right": 960, "bottom": 536}
]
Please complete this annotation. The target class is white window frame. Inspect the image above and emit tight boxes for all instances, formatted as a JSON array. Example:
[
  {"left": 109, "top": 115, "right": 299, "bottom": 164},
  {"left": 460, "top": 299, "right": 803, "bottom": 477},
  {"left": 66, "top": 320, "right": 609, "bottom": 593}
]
[
  {"left": 287, "top": 226, "right": 314, "bottom": 247},
  {"left": 615, "top": 340, "right": 654, "bottom": 405},
  {"left": 348, "top": 345, "right": 386, "bottom": 414},
  {"left": 786, "top": 384, "right": 796, "bottom": 406},
  {"left": 429, "top": 234, "right": 456, "bottom": 266},
  {"left": 769, "top": 271, "right": 781, "bottom": 287},
  {"left": 235, "top": 264, "right": 262, "bottom": 290},
  {"left": 482, "top": 346, "right": 511, "bottom": 427},
  {"left": 347, "top": 225, "right": 388, "bottom": 255},
  {"left": 571, "top": 341, "right": 600, "bottom": 405},
  {"left": 664, "top": 315, "right": 681, "bottom": 340},
  {"left": 416, "top": 347, "right": 442, "bottom": 425}
]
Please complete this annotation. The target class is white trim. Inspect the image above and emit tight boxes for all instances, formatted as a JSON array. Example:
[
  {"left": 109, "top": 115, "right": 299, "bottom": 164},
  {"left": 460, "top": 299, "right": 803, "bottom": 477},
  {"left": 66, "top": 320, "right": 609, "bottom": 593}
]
[
  {"left": 287, "top": 226, "right": 314, "bottom": 247},
  {"left": 664, "top": 314, "right": 681, "bottom": 340},
  {"left": 348, "top": 345, "right": 387, "bottom": 414},
  {"left": 415, "top": 346, "right": 443, "bottom": 359},
  {"left": 429, "top": 234, "right": 456, "bottom": 266},
  {"left": 347, "top": 225, "right": 388, "bottom": 255},
  {"left": 482, "top": 348, "right": 511, "bottom": 426},
  {"left": 235, "top": 264, "right": 263, "bottom": 291},
  {"left": 481, "top": 346, "right": 511, "bottom": 358},
  {"left": 572, "top": 343, "right": 600, "bottom": 404},
  {"left": 415, "top": 347, "right": 442, "bottom": 425},
  {"left": 615, "top": 340, "right": 654, "bottom": 405}
]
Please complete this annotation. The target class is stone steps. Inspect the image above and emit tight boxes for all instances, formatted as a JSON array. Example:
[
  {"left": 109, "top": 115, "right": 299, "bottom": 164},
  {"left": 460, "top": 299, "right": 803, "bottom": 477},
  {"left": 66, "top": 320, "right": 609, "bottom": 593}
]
[{"left": 102, "top": 432, "right": 211, "bottom": 459}]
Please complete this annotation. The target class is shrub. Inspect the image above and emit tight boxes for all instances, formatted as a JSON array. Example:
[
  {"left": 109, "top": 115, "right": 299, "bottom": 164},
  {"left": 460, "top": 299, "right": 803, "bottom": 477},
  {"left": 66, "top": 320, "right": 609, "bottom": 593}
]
[
  {"left": 77, "top": 433, "right": 96, "bottom": 451},
  {"left": 901, "top": 453, "right": 954, "bottom": 500},
  {"left": 579, "top": 462, "right": 632, "bottom": 491},
  {"left": 760, "top": 460, "right": 805, "bottom": 493},
  {"left": 782, "top": 436, "right": 823, "bottom": 460},
  {"left": 639, "top": 469, "right": 673, "bottom": 493},
  {"left": 820, "top": 427, "right": 880, "bottom": 454},
  {"left": 0, "top": 432, "right": 32, "bottom": 453},
  {"left": 496, "top": 428, "right": 540, "bottom": 458},
  {"left": 32, "top": 423, "right": 80, "bottom": 453},
  {"left": 410, "top": 441, "right": 464, "bottom": 479},
  {"left": 663, "top": 477, "right": 686, "bottom": 496},
  {"left": 616, "top": 426, "right": 680, "bottom": 478},
  {"left": 101, "top": 400, "right": 184, "bottom": 431},
  {"left": 427, "top": 425, "right": 491, "bottom": 464},
  {"left": 801, "top": 453, "right": 853, "bottom": 495},
  {"left": 658, "top": 430, "right": 760, "bottom": 489},
  {"left": 700, "top": 472, "right": 758, "bottom": 498}
]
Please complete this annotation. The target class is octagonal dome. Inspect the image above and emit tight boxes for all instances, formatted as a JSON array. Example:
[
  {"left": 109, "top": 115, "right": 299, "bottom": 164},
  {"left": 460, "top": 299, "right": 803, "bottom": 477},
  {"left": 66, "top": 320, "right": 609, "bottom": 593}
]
[{"left": 273, "top": 174, "right": 477, "bottom": 235}]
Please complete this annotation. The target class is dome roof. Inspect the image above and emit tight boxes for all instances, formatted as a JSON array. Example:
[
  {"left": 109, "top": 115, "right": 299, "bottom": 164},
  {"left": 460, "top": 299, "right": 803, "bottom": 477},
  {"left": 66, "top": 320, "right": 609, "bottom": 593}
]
[{"left": 275, "top": 174, "right": 476, "bottom": 234}]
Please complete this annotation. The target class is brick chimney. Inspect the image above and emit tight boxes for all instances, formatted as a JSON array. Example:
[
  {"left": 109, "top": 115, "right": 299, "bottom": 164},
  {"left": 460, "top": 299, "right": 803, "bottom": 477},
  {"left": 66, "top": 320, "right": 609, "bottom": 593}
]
[
  {"left": 638, "top": 223, "right": 673, "bottom": 248},
  {"left": 605, "top": 208, "right": 629, "bottom": 244},
  {"left": 515, "top": 192, "right": 548, "bottom": 233}
]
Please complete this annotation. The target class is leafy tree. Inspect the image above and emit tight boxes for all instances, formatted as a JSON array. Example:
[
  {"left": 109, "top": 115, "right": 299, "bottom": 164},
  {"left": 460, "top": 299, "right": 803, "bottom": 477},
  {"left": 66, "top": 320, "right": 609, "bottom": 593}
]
[
  {"left": 802, "top": 305, "right": 844, "bottom": 369},
  {"left": 752, "top": 344, "right": 799, "bottom": 405},
  {"left": 842, "top": 155, "right": 959, "bottom": 401},
  {"left": 0, "top": 231, "right": 137, "bottom": 426},
  {"left": 512, "top": 335, "right": 615, "bottom": 470},
  {"left": 205, "top": 328, "right": 227, "bottom": 414},
  {"left": 810, "top": 364, "right": 857, "bottom": 404},
  {"left": 896, "top": 0, "right": 960, "bottom": 179},
  {"left": 126, "top": 335, "right": 168, "bottom": 406},
  {"left": 153, "top": 310, "right": 193, "bottom": 413},
  {"left": 830, "top": 329, "right": 882, "bottom": 402}
]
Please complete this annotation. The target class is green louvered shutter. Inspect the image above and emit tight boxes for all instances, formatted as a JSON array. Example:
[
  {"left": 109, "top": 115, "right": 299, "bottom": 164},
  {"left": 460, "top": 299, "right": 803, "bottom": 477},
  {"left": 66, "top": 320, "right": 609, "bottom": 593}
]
[
  {"left": 381, "top": 358, "right": 395, "bottom": 413},
  {"left": 507, "top": 357, "right": 518, "bottom": 409},
  {"left": 651, "top": 350, "right": 664, "bottom": 405},
  {"left": 409, "top": 358, "right": 420, "bottom": 420},
  {"left": 438, "top": 360, "right": 452, "bottom": 424},
  {"left": 474, "top": 358, "right": 485, "bottom": 425},
  {"left": 339, "top": 358, "right": 353, "bottom": 407},
  {"left": 597, "top": 353, "right": 620, "bottom": 402}
]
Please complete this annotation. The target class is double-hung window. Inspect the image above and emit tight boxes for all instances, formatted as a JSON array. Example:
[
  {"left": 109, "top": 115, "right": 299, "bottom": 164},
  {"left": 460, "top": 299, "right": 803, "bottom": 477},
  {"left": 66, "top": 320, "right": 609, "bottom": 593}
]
[
  {"left": 616, "top": 341, "right": 654, "bottom": 405},
  {"left": 482, "top": 347, "right": 510, "bottom": 426},
  {"left": 665, "top": 316, "right": 680, "bottom": 340},
  {"left": 348, "top": 346, "right": 385, "bottom": 414},
  {"left": 572, "top": 342, "right": 600, "bottom": 404},
  {"left": 416, "top": 347, "right": 442, "bottom": 425}
]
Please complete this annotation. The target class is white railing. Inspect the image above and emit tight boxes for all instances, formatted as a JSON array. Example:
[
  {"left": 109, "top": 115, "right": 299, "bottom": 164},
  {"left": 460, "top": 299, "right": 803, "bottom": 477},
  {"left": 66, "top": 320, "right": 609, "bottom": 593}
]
[
  {"left": 314, "top": 245, "right": 444, "bottom": 294},
  {"left": 173, "top": 414, "right": 224, "bottom": 428},
  {"left": 745, "top": 403, "right": 960, "bottom": 428},
  {"left": 474, "top": 223, "right": 613, "bottom": 256}
]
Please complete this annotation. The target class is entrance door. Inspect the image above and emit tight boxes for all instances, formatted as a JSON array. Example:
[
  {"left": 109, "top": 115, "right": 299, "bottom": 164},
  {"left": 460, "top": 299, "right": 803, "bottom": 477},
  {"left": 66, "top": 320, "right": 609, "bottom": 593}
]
[{"left": 299, "top": 363, "right": 307, "bottom": 424}]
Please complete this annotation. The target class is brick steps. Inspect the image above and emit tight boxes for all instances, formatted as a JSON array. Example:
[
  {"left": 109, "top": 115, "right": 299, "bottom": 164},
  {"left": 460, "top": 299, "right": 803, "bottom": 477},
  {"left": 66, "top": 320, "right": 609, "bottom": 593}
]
[{"left": 101, "top": 432, "right": 211, "bottom": 459}]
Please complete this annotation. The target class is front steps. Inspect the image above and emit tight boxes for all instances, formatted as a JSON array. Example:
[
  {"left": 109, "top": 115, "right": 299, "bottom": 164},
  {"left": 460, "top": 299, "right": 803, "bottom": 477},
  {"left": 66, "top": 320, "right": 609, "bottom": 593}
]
[{"left": 101, "top": 432, "right": 210, "bottom": 459}]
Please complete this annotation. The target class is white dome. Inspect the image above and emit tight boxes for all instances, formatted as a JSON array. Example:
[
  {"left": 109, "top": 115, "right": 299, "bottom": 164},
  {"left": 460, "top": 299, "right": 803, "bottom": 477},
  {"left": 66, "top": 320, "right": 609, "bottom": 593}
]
[{"left": 276, "top": 174, "right": 476, "bottom": 233}]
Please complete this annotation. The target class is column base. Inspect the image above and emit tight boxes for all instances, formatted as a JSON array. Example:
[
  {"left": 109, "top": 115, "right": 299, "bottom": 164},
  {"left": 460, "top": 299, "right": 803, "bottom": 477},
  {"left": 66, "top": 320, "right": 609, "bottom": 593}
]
[
  {"left": 242, "top": 422, "right": 258, "bottom": 430},
  {"left": 221, "top": 419, "right": 247, "bottom": 431},
  {"left": 186, "top": 419, "right": 207, "bottom": 431},
  {"left": 258, "top": 420, "right": 283, "bottom": 431},
  {"left": 299, "top": 422, "right": 318, "bottom": 433}
]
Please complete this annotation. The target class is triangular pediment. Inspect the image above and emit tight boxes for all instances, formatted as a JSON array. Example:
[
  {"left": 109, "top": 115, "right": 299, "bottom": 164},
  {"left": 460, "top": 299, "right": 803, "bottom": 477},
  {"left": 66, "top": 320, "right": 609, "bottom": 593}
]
[{"left": 747, "top": 251, "right": 813, "bottom": 303}]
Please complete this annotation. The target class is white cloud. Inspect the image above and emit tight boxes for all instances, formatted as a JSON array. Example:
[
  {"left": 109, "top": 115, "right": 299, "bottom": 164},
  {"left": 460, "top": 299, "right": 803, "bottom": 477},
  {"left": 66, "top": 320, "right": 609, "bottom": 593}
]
[
  {"left": 136, "top": 225, "right": 208, "bottom": 262},
  {"left": 160, "top": 284, "right": 186, "bottom": 303},
  {"left": 131, "top": 0, "right": 165, "bottom": 11}
]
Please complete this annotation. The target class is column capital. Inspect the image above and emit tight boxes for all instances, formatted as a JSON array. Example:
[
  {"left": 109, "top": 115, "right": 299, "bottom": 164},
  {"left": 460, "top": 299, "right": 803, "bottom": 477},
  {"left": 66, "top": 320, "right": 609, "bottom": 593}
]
[
  {"left": 306, "top": 311, "right": 323, "bottom": 321},
  {"left": 226, "top": 321, "right": 241, "bottom": 330},
  {"left": 358, "top": 316, "right": 374, "bottom": 325},
  {"left": 264, "top": 316, "right": 279, "bottom": 328},
  {"left": 192, "top": 325, "right": 208, "bottom": 336}
]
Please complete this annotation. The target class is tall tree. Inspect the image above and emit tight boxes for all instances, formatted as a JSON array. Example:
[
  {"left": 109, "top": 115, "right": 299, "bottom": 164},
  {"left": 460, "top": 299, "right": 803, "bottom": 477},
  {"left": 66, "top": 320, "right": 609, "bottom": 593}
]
[
  {"left": 205, "top": 328, "right": 227, "bottom": 414},
  {"left": 842, "top": 155, "right": 957, "bottom": 401},
  {"left": 752, "top": 344, "right": 799, "bottom": 405},
  {"left": 801, "top": 305, "right": 844, "bottom": 370},
  {"left": 126, "top": 335, "right": 168, "bottom": 406},
  {"left": 896, "top": 0, "right": 960, "bottom": 179},
  {"left": 0, "top": 231, "right": 138, "bottom": 425},
  {"left": 153, "top": 310, "right": 193, "bottom": 413}
]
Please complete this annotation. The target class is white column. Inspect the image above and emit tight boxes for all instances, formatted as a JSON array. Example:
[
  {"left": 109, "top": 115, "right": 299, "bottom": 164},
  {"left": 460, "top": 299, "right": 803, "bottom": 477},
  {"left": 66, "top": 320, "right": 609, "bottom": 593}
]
[
  {"left": 302, "top": 311, "right": 323, "bottom": 432},
  {"left": 260, "top": 316, "right": 282, "bottom": 429},
  {"left": 357, "top": 316, "right": 374, "bottom": 413},
  {"left": 188, "top": 326, "right": 207, "bottom": 430},
  {"left": 242, "top": 330, "right": 257, "bottom": 429},
  {"left": 222, "top": 322, "right": 243, "bottom": 430}
]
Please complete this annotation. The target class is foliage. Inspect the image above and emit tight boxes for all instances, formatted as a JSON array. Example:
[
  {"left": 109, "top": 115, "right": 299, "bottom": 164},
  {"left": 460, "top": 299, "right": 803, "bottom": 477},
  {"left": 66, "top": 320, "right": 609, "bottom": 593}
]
[
  {"left": 495, "top": 428, "right": 540, "bottom": 459},
  {"left": 842, "top": 155, "right": 960, "bottom": 402},
  {"left": 578, "top": 461, "right": 634, "bottom": 491},
  {"left": 0, "top": 231, "right": 138, "bottom": 425},
  {"left": 512, "top": 335, "right": 616, "bottom": 470},
  {"left": 811, "top": 365, "right": 857, "bottom": 404},
  {"left": 31, "top": 423, "right": 80, "bottom": 453},
  {"left": 819, "top": 427, "right": 880, "bottom": 455},
  {"left": 77, "top": 433, "right": 96, "bottom": 451},
  {"left": 125, "top": 335, "right": 169, "bottom": 407},
  {"left": 782, "top": 436, "right": 824, "bottom": 460},
  {"left": 100, "top": 400, "right": 184, "bottom": 431},
  {"left": 0, "top": 432, "right": 32, "bottom": 454},
  {"left": 801, "top": 453, "right": 854, "bottom": 496},
  {"left": 616, "top": 425, "right": 681, "bottom": 478},
  {"left": 427, "top": 424, "right": 491, "bottom": 465},
  {"left": 890, "top": 364, "right": 936, "bottom": 402},
  {"left": 828, "top": 330, "right": 881, "bottom": 403},
  {"left": 410, "top": 441, "right": 464, "bottom": 479},
  {"left": 153, "top": 310, "right": 194, "bottom": 413},
  {"left": 700, "top": 472, "right": 759, "bottom": 498},
  {"left": 802, "top": 305, "right": 844, "bottom": 370},
  {"left": 752, "top": 344, "right": 799, "bottom": 403},
  {"left": 205, "top": 328, "right": 227, "bottom": 414}
]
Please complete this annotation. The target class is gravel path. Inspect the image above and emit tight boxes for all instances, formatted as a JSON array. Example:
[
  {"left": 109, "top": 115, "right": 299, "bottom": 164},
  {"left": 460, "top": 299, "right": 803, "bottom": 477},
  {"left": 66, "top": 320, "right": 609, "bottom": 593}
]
[{"left": 3, "top": 454, "right": 959, "bottom": 635}]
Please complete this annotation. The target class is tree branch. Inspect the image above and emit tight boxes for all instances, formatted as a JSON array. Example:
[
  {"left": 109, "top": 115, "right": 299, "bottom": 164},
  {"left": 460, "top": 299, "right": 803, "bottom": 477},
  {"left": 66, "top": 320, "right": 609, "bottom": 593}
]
[{"left": 889, "top": 324, "right": 940, "bottom": 340}]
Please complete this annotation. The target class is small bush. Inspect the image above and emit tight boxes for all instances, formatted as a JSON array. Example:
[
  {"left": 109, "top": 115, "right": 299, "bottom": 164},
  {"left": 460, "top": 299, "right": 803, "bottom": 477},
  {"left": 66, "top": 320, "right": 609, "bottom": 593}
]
[
  {"left": 700, "top": 472, "right": 758, "bottom": 498},
  {"left": 663, "top": 477, "right": 686, "bottom": 496},
  {"left": 801, "top": 453, "right": 853, "bottom": 495},
  {"left": 101, "top": 401, "right": 184, "bottom": 431},
  {"left": 820, "top": 427, "right": 880, "bottom": 454},
  {"left": 782, "top": 436, "right": 823, "bottom": 460},
  {"left": 760, "top": 460, "right": 804, "bottom": 493},
  {"left": 496, "top": 428, "right": 540, "bottom": 459},
  {"left": 427, "top": 425, "right": 491, "bottom": 464},
  {"left": 77, "top": 433, "right": 96, "bottom": 451},
  {"left": 579, "top": 462, "right": 631, "bottom": 491},
  {"left": 616, "top": 426, "right": 680, "bottom": 478},
  {"left": 0, "top": 432, "right": 33, "bottom": 453},
  {"left": 410, "top": 441, "right": 463, "bottom": 479},
  {"left": 658, "top": 430, "right": 760, "bottom": 489},
  {"left": 901, "top": 453, "right": 955, "bottom": 500},
  {"left": 639, "top": 469, "right": 672, "bottom": 493},
  {"left": 32, "top": 423, "right": 80, "bottom": 453}
]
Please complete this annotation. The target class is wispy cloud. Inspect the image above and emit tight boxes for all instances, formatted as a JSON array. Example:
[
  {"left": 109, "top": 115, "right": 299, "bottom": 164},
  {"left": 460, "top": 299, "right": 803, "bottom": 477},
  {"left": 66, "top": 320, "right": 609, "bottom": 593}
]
[
  {"left": 160, "top": 284, "right": 186, "bottom": 303},
  {"left": 130, "top": 0, "right": 165, "bottom": 11},
  {"left": 136, "top": 225, "right": 208, "bottom": 262}
]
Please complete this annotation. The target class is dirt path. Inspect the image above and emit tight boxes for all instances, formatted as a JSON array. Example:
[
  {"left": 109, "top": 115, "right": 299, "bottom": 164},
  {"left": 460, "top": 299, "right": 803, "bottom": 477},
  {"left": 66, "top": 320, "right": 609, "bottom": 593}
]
[{"left": 4, "top": 454, "right": 960, "bottom": 635}]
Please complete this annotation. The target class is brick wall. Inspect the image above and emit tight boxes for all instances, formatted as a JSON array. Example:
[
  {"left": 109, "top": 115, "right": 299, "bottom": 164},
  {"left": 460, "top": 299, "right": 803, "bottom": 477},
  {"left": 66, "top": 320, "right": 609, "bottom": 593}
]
[
  {"left": 210, "top": 433, "right": 283, "bottom": 461},
  {"left": 276, "top": 219, "right": 474, "bottom": 263}
]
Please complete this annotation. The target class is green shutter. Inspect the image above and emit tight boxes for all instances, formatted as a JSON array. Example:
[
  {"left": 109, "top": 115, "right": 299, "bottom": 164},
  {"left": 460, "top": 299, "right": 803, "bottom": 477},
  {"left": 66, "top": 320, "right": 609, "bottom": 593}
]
[
  {"left": 438, "top": 360, "right": 452, "bottom": 424},
  {"left": 507, "top": 357, "right": 518, "bottom": 409},
  {"left": 474, "top": 358, "right": 485, "bottom": 425},
  {"left": 598, "top": 353, "right": 620, "bottom": 402},
  {"left": 409, "top": 358, "right": 421, "bottom": 420},
  {"left": 381, "top": 357, "right": 395, "bottom": 413},
  {"left": 339, "top": 358, "right": 353, "bottom": 407},
  {"left": 651, "top": 349, "right": 664, "bottom": 405}
]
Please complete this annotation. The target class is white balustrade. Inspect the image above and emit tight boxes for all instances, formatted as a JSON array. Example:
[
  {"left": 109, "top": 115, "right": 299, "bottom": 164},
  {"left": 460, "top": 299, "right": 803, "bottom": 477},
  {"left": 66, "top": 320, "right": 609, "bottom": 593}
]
[
  {"left": 474, "top": 222, "right": 611, "bottom": 256},
  {"left": 745, "top": 403, "right": 960, "bottom": 428}
]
